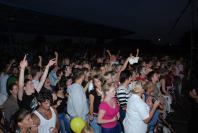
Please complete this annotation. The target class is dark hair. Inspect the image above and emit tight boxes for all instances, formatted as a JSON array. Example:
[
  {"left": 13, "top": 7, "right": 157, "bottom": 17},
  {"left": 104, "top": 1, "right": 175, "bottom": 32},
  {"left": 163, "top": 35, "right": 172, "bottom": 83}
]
[
  {"left": 31, "top": 65, "right": 42, "bottom": 78},
  {"left": 24, "top": 78, "right": 31, "bottom": 85},
  {"left": 93, "top": 74, "right": 106, "bottom": 86},
  {"left": 37, "top": 89, "right": 53, "bottom": 104},
  {"left": 72, "top": 68, "right": 84, "bottom": 81},
  {"left": 119, "top": 70, "right": 131, "bottom": 83},
  {"left": 14, "top": 109, "right": 30, "bottom": 128},
  {"left": 7, "top": 83, "right": 17, "bottom": 96},
  {"left": 147, "top": 71, "right": 156, "bottom": 81}
]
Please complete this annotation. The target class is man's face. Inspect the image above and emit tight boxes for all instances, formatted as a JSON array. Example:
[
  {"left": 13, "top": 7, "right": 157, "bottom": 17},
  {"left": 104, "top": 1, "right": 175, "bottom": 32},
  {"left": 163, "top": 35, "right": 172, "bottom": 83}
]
[{"left": 41, "top": 100, "right": 51, "bottom": 110}]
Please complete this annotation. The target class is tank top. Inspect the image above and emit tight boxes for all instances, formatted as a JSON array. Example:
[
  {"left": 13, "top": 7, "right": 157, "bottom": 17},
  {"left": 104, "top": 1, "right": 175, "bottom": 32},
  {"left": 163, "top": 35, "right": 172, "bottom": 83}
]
[{"left": 33, "top": 107, "right": 56, "bottom": 133}]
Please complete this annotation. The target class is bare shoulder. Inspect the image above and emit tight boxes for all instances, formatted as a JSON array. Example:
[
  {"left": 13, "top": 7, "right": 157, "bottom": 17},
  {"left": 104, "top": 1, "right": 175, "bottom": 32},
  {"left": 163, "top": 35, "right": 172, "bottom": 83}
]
[{"left": 31, "top": 112, "right": 40, "bottom": 126}]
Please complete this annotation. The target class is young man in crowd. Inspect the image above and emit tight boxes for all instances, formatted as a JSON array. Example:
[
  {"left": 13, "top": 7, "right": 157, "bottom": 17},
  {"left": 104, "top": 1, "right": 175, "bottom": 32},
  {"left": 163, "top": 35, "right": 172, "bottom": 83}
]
[{"left": 31, "top": 89, "right": 59, "bottom": 133}]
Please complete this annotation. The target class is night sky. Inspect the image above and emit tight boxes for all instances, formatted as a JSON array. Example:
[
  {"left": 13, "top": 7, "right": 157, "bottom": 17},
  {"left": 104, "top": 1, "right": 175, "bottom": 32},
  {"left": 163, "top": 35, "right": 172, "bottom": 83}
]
[{"left": 0, "top": 0, "right": 194, "bottom": 44}]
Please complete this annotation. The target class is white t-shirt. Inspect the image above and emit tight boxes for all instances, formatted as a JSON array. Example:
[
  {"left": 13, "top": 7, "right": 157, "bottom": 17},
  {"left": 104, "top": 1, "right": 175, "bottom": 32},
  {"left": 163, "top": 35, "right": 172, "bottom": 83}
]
[
  {"left": 123, "top": 94, "right": 149, "bottom": 133},
  {"left": 33, "top": 107, "right": 56, "bottom": 133}
]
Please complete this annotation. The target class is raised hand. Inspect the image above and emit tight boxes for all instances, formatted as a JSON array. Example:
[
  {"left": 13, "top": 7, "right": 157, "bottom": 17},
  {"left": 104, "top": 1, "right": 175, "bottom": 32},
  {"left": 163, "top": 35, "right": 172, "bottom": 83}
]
[
  {"left": 54, "top": 51, "right": 58, "bottom": 57},
  {"left": 47, "top": 58, "right": 56, "bottom": 67},
  {"left": 136, "top": 48, "right": 139, "bottom": 57},
  {"left": 20, "top": 55, "right": 28, "bottom": 69},
  {"left": 106, "top": 50, "right": 110, "bottom": 54},
  {"left": 38, "top": 55, "right": 42, "bottom": 60}
]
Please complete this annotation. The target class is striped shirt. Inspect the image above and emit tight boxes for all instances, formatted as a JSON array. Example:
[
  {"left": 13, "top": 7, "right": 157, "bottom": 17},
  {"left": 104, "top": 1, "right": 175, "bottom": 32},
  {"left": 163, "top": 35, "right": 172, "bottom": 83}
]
[{"left": 116, "top": 85, "right": 131, "bottom": 109}]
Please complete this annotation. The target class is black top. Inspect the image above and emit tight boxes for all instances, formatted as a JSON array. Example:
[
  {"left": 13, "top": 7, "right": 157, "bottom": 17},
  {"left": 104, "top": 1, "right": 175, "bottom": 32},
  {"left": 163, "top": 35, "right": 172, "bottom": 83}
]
[
  {"left": 54, "top": 97, "right": 67, "bottom": 114},
  {"left": 18, "top": 91, "right": 38, "bottom": 111},
  {"left": 89, "top": 89, "right": 101, "bottom": 114}
]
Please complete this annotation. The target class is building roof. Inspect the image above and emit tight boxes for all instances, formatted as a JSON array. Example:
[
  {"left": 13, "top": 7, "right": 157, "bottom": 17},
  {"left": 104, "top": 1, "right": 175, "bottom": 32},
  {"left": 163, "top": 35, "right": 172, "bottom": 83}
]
[{"left": 0, "top": 3, "right": 133, "bottom": 38}]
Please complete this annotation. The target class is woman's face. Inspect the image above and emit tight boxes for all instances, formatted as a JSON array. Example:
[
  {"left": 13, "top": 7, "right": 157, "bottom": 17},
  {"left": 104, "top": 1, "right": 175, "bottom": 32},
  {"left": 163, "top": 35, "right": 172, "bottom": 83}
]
[
  {"left": 107, "top": 87, "right": 116, "bottom": 98},
  {"left": 94, "top": 78, "right": 102, "bottom": 89},
  {"left": 18, "top": 114, "right": 33, "bottom": 129},
  {"left": 25, "top": 80, "right": 35, "bottom": 93},
  {"left": 147, "top": 87, "right": 154, "bottom": 95}
]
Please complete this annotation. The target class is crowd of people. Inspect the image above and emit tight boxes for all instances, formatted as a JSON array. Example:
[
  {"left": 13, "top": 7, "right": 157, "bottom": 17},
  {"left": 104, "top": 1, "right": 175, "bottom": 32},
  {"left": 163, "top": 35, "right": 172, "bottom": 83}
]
[{"left": 0, "top": 48, "right": 188, "bottom": 133}]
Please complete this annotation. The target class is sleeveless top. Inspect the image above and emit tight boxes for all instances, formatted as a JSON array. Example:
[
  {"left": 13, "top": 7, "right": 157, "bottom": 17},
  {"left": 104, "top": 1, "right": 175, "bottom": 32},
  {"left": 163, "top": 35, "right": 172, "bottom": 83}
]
[{"left": 33, "top": 107, "right": 56, "bottom": 133}]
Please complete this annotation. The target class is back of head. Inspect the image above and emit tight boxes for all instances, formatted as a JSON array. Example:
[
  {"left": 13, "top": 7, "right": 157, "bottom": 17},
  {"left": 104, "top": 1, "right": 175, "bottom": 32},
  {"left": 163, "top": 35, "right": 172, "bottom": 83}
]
[
  {"left": 72, "top": 68, "right": 84, "bottom": 81},
  {"left": 146, "top": 71, "right": 155, "bottom": 81},
  {"left": 131, "top": 81, "right": 143, "bottom": 94},
  {"left": 119, "top": 70, "right": 131, "bottom": 83},
  {"left": 31, "top": 65, "right": 42, "bottom": 78}
]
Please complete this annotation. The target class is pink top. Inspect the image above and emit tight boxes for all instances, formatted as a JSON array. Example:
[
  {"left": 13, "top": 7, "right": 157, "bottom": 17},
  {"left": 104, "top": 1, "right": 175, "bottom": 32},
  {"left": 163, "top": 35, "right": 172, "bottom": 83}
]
[{"left": 99, "top": 99, "right": 119, "bottom": 128}]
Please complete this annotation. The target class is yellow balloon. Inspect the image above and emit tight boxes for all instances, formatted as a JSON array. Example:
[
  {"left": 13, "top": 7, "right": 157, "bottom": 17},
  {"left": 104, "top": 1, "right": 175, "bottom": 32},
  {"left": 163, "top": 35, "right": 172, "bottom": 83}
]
[{"left": 70, "top": 117, "right": 86, "bottom": 133}]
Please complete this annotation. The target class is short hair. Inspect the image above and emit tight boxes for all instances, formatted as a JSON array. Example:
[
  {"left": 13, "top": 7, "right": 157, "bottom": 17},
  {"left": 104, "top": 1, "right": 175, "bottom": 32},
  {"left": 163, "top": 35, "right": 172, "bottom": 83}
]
[
  {"left": 147, "top": 71, "right": 156, "bottom": 81},
  {"left": 7, "top": 83, "right": 17, "bottom": 96},
  {"left": 37, "top": 89, "right": 53, "bottom": 104},
  {"left": 119, "top": 70, "right": 131, "bottom": 83},
  {"left": 31, "top": 65, "right": 42, "bottom": 78},
  {"left": 72, "top": 68, "right": 84, "bottom": 81}
]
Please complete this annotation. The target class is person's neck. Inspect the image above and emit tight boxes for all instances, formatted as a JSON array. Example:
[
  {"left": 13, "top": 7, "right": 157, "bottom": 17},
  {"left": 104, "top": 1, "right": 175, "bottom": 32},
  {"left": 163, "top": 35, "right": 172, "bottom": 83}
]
[
  {"left": 122, "top": 82, "right": 129, "bottom": 88},
  {"left": 135, "top": 93, "right": 142, "bottom": 97},
  {"left": 39, "top": 106, "right": 51, "bottom": 113},
  {"left": 33, "top": 75, "right": 40, "bottom": 81},
  {"left": 104, "top": 96, "right": 113, "bottom": 103},
  {"left": 152, "top": 80, "right": 157, "bottom": 84},
  {"left": 75, "top": 79, "right": 82, "bottom": 85},
  {"left": 12, "top": 94, "right": 17, "bottom": 99}
]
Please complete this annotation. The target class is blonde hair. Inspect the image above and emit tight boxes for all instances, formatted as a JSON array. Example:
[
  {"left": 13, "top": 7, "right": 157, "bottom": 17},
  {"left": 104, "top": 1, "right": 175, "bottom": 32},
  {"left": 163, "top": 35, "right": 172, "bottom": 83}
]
[
  {"left": 131, "top": 81, "right": 143, "bottom": 94},
  {"left": 143, "top": 82, "right": 155, "bottom": 91},
  {"left": 102, "top": 82, "right": 115, "bottom": 96}
]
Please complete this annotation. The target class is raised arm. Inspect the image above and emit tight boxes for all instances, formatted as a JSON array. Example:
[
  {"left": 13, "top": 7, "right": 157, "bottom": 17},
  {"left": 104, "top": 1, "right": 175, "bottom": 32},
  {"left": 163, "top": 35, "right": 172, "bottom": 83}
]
[
  {"left": 18, "top": 55, "right": 28, "bottom": 101},
  {"left": 54, "top": 51, "right": 58, "bottom": 66},
  {"left": 35, "top": 59, "right": 56, "bottom": 92},
  {"left": 106, "top": 50, "right": 112, "bottom": 60},
  {"left": 136, "top": 48, "right": 139, "bottom": 57},
  {"left": 114, "top": 57, "right": 130, "bottom": 83},
  {"left": 38, "top": 55, "right": 42, "bottom": 67}
]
